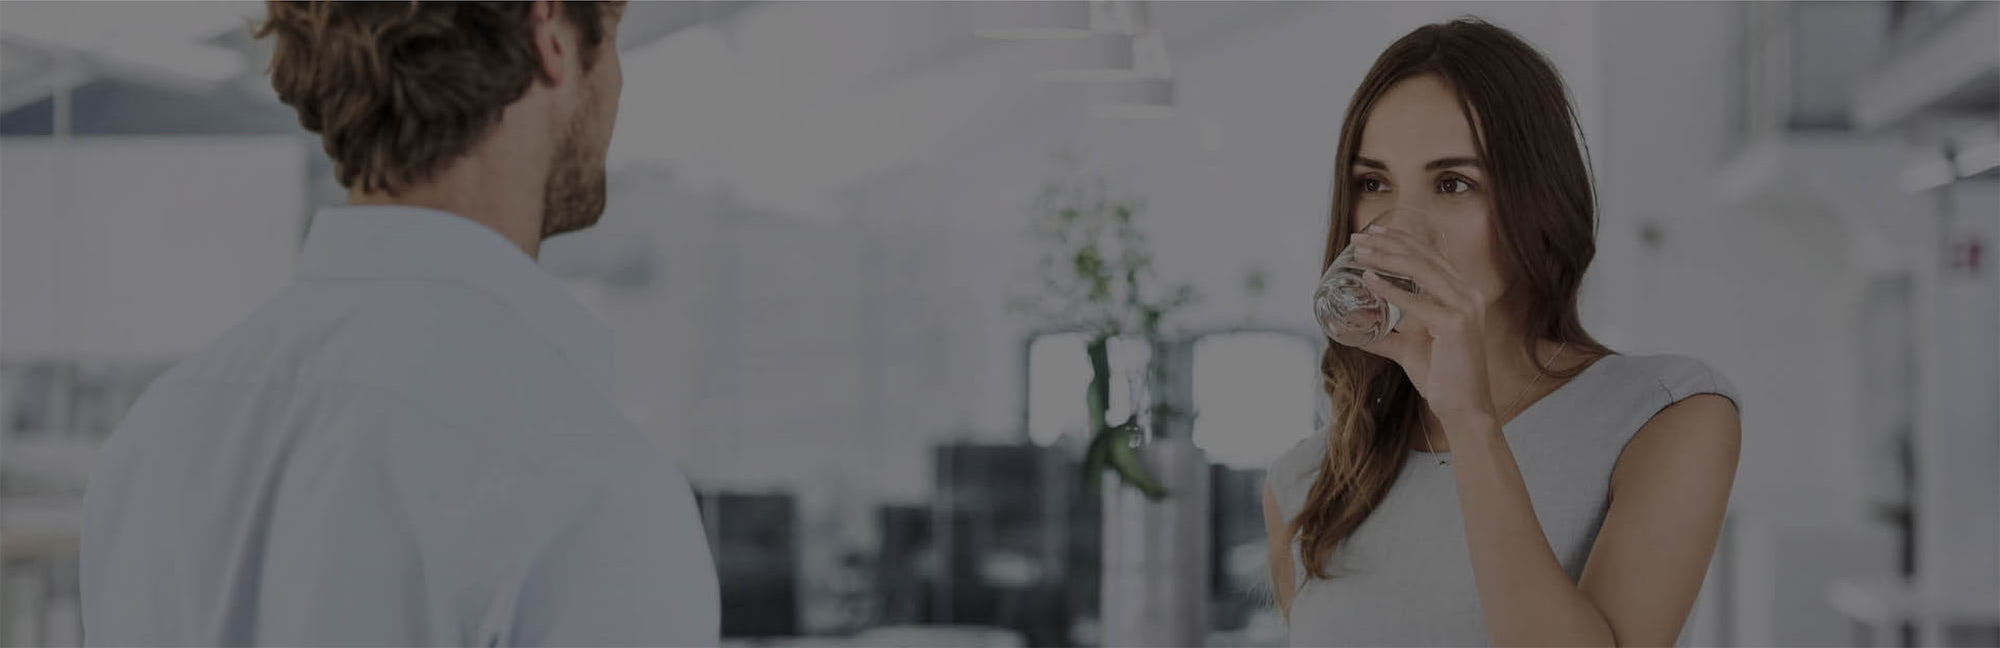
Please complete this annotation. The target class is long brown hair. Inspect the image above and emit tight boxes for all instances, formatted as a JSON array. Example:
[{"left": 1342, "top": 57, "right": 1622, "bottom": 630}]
[{"left": 1289, "top": 17, "right": 1614, "bottom": 579}]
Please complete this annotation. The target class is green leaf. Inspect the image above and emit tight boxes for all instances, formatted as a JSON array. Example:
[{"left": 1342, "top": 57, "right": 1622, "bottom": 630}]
[
  {"left": 1081, "top": 425, "right": 1113, "bottom": 492},
  {"left": 1085, "top": 336, "right": 1110, "bottom": 427},
  {"left": 1106, "top": 426, "right": 1169, "bottom": 500},
  {"left": 1245, "top": 267, "right": 1269, "bottom": 296},
  {"left": 1073, "top": 245, "right": 1103, "bottom": 277},
  {"left": 1082, "top": 421, "right": 1168, "bottom": 500}
]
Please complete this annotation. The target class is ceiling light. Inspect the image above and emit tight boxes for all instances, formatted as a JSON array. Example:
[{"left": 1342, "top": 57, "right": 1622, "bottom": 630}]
[
  {"left": 1088, "top": 76, "right": 1174, "bottom": 119},
  {"left": 1953, "top": 139, "right": 2000, "bottom": 178},
  {"left": 1130, "top": 28, "right": 1172, "bottom": 78},
  {"left": 1034, "top": 33, "right": 1138, "bottom": 82},
  {"left": 95, "top": 41, "right": 246, "bottom": 86},
  {"left": 1089, "top": 1, "right": 1148, "bottom": 36},
  {"left": 1898, "top": 154, "right": 1955, "bottom": 193},
  {"left": 973, "top": 2, "right": 1093, "bottom": 40}
]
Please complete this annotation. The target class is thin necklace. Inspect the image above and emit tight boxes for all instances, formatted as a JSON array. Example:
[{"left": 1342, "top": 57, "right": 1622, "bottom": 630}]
[{"left": 1427, "top": 340, "right": 1567, "bottom": 467}]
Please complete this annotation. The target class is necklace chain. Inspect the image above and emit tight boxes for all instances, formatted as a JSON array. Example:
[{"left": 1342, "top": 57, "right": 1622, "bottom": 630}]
[{"left": 1429, "top": 341, "right": 1568, "bottom": 466}]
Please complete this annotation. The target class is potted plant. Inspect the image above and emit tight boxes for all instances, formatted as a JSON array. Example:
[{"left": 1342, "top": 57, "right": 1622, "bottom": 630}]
[{"left": 1011, "top": 159, "right": 1210, "bottom": 647}]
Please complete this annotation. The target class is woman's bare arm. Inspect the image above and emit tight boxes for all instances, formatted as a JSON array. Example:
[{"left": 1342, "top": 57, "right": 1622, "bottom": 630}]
[
  {"left": 1263, "top": 482, "right": 1297, "bottom": 619},
  {"left": 1576, "top": 394, "right": 1742, "bottom": 645},
  {"left": 1447, "top": 394, "right": 1740, "bottom": 646}
]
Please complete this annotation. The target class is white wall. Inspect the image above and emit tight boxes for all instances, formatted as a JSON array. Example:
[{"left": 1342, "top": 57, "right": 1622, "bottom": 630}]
[
  {"left": 1, "top": 136, "right": 306, "bottom": 360},
  {"left": 1590, "top": 2, "right": 1740, "bottom": 349},
  {"left": 1916, "top": 178, "right": 2000, "bottom": 639},
  {"left": 551, "top": 170, "right": 1003, "bottom": 507},
  {"left": 1628, "top": 189, "right": 1909, "bottom": 645}
]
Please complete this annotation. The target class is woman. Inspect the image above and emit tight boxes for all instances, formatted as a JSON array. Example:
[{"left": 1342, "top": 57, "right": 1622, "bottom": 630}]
[{"left": 1262, "top": 18, "right": 1742, "bottom": 647}]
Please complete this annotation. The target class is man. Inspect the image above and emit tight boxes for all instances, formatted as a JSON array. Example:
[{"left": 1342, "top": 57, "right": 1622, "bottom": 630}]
[{"left": 79, "top": 2, "right": 718, "bottom": 645}]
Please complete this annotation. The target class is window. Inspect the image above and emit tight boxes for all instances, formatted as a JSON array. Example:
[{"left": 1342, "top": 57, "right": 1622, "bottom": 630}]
[
  {"left": 1191, "top": 332, "right": 1319, "bottom": 469},
  {"left": 1026, "top": 333, "right": 1151, "bottom": 446}
]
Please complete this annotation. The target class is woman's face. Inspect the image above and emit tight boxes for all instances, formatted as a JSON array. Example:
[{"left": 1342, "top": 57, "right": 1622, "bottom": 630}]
[{"left": 1349, "top": 74, "right": 1509, "bottom": 311}]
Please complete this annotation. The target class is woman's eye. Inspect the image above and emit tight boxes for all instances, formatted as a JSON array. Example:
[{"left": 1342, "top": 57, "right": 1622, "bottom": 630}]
[
  {"left": 1438, "top": 177, "right": 1474, "bottom": 194},
  {"left": 1357, "top": 178, "right": 1387, "bottom": 193}
]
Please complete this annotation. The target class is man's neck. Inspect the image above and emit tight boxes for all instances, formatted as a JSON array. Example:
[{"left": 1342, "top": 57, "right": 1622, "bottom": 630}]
[{"left": 347, "top": 152, "right": 546, "bottom": 259}]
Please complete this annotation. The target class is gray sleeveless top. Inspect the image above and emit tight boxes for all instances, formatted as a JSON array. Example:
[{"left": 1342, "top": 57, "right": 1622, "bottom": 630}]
[{"left": 1267, "top": 353, "right": 1740, "bottom": 646}]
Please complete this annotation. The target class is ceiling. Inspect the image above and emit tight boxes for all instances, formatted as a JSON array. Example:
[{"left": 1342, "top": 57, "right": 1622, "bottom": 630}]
[
  {"left": 0, "top": 1, "right": 756, "bottom": 123},
  {"left": 599, "top": 1, "right": 1300, "bottom": 218},
  {"left": 0, "top": 1, "right": 1303, "bottom": 216}
]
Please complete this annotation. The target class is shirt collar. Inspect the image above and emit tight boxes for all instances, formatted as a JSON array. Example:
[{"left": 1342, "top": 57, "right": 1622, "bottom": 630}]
[{"left": 295, "top": 204, "right": 615, "bottom": 395}]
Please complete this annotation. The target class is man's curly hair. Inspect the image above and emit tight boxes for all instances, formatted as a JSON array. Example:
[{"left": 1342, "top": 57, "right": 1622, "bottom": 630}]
[{"left": 255, "top": 1, "right": 619, "bottom": 194}]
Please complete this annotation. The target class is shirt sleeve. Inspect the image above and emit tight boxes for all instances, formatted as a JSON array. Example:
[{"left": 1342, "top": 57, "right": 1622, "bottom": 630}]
[{"left": 501, "top": 439, "right": 720, "bottom": 648}]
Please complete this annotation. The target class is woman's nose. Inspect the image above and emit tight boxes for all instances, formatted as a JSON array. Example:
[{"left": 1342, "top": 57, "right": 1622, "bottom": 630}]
[
  {"left": 1373, "top": 205, "right": 1442, "bottom": 244},
  {"left": 1394, "top": 194, "right": 1435, "bottom": 213}
]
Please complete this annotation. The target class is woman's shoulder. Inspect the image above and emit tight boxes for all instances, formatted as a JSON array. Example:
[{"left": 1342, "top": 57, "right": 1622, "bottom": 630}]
[
  {"left": 1265, "top": 432, "right": 1328, "bottom": 521},
  {"left": 1590, "top": 352, "right": 1743, "bottom": 414}
]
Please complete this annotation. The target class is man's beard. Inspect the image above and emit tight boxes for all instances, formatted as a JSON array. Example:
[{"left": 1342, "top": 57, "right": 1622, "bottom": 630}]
[{"left": 540, "top": 94, "right": 608, "bottom": 240}]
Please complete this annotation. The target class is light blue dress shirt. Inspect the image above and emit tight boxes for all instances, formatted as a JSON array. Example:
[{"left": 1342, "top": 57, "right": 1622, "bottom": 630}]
[{"left": 80, "top": 205, "right": 720, "bottom": 647}]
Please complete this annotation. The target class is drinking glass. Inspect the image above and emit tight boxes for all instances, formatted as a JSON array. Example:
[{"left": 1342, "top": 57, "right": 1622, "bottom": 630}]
[{"left": 1313, "top": 208, "right": 1443, "bottom": 347}]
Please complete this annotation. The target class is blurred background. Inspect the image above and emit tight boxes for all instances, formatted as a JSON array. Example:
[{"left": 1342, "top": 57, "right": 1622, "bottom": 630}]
[{"left": 1, "top": 1, "right": 1996, "bottom": 646}]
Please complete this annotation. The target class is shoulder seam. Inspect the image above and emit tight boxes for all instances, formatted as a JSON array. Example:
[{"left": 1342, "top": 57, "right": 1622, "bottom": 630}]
[{"left": 1655, "top": 374, "right": 1682, "bottom": 402}]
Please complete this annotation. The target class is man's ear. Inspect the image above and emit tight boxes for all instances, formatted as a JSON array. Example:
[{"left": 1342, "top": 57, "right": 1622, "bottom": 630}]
[{"left": 530, "top": 0, "right": 569, "bottom": 87}]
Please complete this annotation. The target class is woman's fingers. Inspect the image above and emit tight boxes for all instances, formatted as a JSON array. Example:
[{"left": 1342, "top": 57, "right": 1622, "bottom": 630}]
[
  {"left": 1363, "top": 269, "right": 1448, "bottom": 328},
  {"left": 1351, "top": 234, "right": 1468, "bottom": 306},
  {"left": 1363, "top": 322, "right": 1425, "bottom": 369},
  {"left": 1359, "top": 226, "right": 1466, "bottom": 284}
]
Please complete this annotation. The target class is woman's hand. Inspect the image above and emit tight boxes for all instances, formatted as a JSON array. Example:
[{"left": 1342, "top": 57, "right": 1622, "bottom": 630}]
[{"left": 1351, "top": 225, "right": 1496, "bottom": 426}]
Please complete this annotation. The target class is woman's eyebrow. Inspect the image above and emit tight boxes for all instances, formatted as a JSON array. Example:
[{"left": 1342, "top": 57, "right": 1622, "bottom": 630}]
[
  {"left": 1425, "top": 157, "right": 1482, "bottom": 171},
  {"left": 1350, "top": 156, "right": 1484, "bottom": 170}
]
